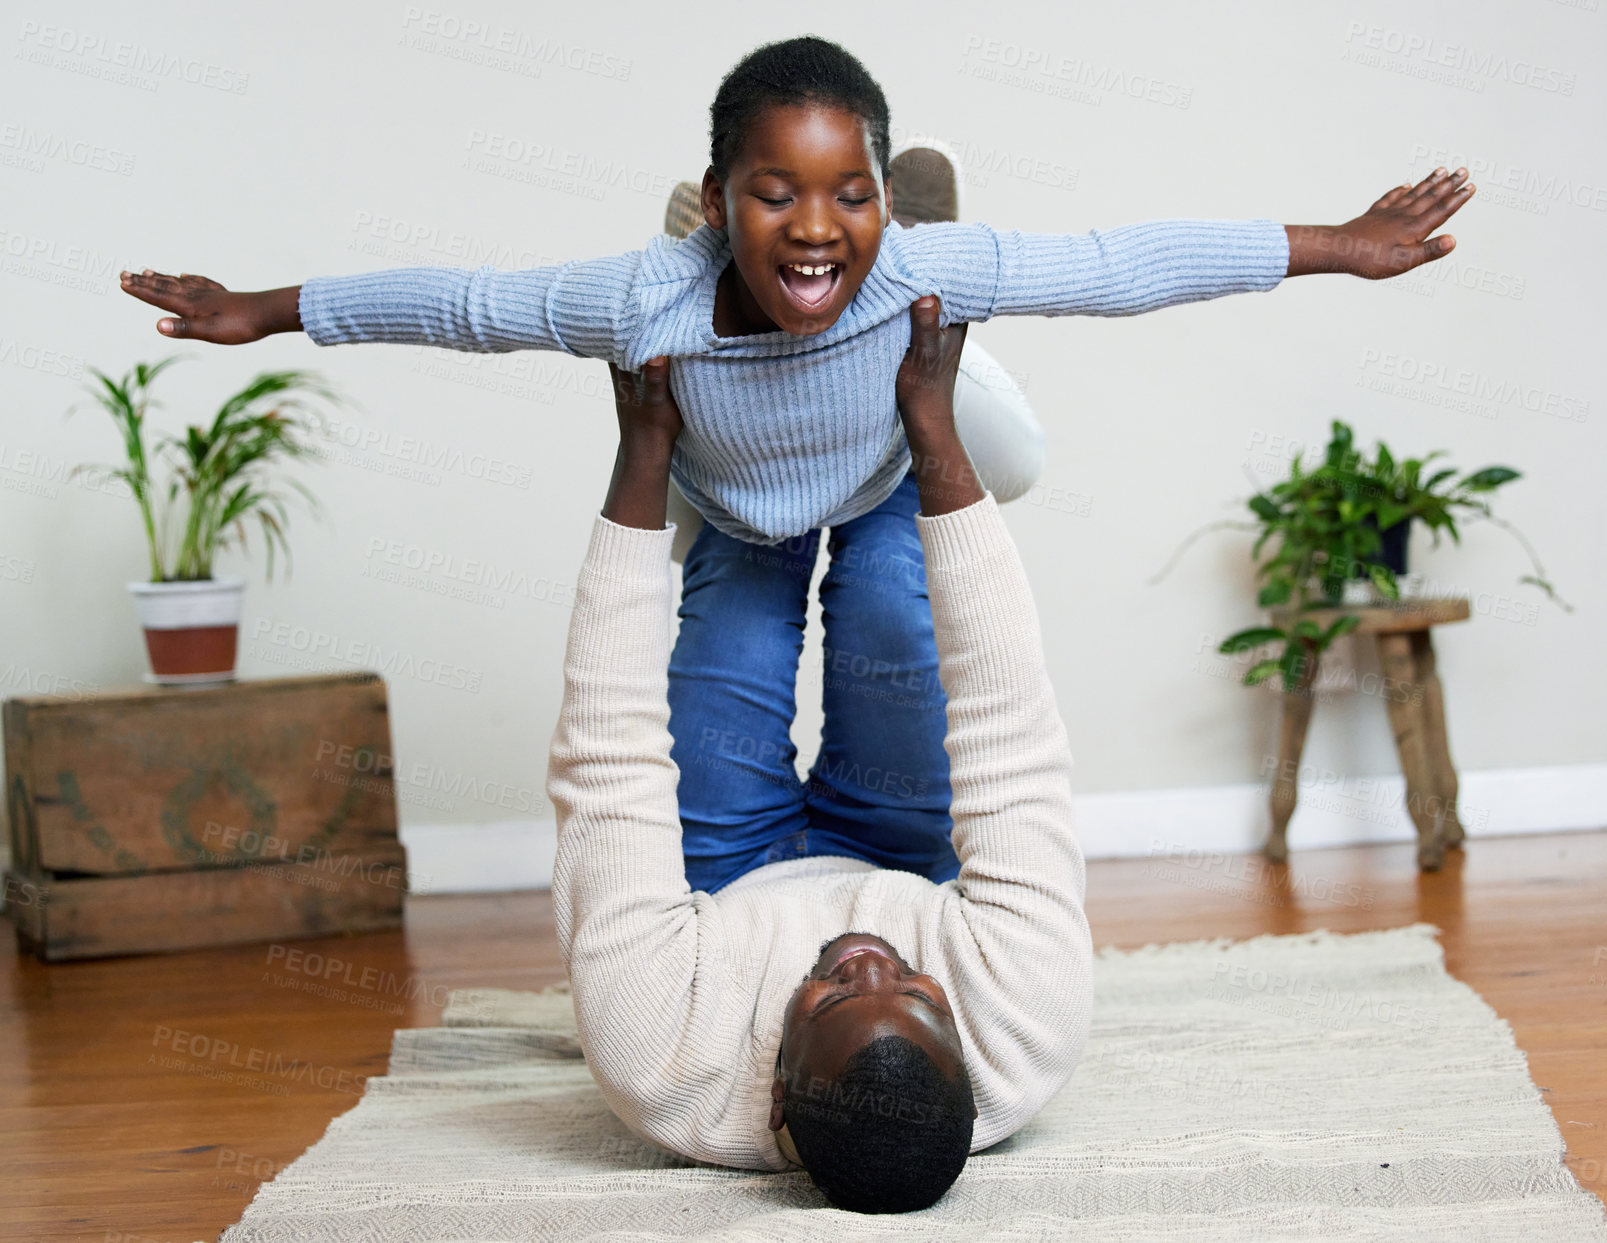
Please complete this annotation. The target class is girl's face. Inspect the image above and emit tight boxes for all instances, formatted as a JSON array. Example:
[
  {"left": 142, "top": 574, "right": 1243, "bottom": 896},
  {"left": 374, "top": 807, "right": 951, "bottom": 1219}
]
[{"left": 701, "top": 102, "right": 890, "bottom": 337}]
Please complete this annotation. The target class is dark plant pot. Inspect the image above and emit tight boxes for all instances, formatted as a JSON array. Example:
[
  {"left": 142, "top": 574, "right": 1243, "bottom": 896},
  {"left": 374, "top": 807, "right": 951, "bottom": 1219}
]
[{"left": 1356, "top": 515, "right": 1411, "bottom": 577}]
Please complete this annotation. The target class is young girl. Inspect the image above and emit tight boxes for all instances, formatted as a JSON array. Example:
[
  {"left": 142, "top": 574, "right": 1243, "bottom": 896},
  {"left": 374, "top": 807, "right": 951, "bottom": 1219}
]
[
  {"left": 118, "top": 35, "right": 1473, "bottom": 548},
  {"left": 654, "top": 156, "right": 1046, "bottom": 559},
  {"left": 119, "top": 36, "right": 1474, "bottom": 887}
]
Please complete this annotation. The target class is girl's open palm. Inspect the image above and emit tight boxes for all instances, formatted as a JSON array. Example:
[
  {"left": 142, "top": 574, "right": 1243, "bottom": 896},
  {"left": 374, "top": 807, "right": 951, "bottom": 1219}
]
[
  {"left": 1330, "top": 167, "right": 1476, "bottom": 279},
  {"left": 119, "top": 269, "right": 274, "bottom": 344}
]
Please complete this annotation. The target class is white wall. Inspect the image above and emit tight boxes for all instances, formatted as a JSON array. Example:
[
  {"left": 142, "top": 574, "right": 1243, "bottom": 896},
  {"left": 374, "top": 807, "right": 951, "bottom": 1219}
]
[{"left": 4, "top": 1, "right": 1603, "bottom": 880}]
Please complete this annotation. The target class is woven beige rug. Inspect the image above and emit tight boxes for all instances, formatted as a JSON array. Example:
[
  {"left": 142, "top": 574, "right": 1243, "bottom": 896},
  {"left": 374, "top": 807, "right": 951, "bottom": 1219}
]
[{"left": 220, "top": 924, "right": 1607, "bottom": 1241}]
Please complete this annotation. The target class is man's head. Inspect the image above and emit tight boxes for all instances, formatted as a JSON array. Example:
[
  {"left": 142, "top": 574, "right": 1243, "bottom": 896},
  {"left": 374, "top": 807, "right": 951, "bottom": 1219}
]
[
  {"left": 771, "top": 932, "right": 974, "bottom": 1213},
  {"left": 701, "top": 36, "right": 893, "bottom": 337}
]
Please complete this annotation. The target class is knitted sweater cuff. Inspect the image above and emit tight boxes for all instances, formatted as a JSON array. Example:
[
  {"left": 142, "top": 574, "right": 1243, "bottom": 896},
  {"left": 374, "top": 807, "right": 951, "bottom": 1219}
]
[
  {"left": 298, "top": 277, "right": 338, "bottom": 347},
  {"left": 915, "top": 494, "right": 1010, "bottom": 571},
  {"left": 1245, "top": 218, "right": 1291, "bottom": 289},
  {"left": 585, "top": 514, "right": 677, "bottom": 580}
]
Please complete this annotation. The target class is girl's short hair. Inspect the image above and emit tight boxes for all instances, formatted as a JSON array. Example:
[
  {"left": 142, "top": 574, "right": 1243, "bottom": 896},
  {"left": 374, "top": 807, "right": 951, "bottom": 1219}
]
[{"left": 709, "top": 36, "right": 891, "bottom": 183}]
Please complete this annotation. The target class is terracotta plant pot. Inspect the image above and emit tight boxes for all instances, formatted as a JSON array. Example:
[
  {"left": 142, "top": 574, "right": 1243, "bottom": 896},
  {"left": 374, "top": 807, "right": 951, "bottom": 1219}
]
[{"left": 127, "top": 577, "right": 245, "bottom": 685}]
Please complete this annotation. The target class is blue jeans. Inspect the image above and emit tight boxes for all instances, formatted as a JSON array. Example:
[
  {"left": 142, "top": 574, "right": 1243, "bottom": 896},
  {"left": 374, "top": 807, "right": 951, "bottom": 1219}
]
[{"left": 669, "top": 474, "right": 959, "bottom": 894}]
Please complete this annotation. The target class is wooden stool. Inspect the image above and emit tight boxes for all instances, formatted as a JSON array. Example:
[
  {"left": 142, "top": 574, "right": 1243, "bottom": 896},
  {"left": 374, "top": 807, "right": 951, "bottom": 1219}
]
[{"left": 1265, "top": 598, "right": 1469, "bottom": 872}]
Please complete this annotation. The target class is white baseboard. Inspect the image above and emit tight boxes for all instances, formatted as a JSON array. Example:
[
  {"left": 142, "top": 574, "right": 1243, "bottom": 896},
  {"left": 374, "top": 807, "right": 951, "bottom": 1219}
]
[
  {"left": 399, "top": 763, "right": 1607, "bottom": 894},
  {"left": 1070, "top": 762, "right": 1607, "bottom": 859}
]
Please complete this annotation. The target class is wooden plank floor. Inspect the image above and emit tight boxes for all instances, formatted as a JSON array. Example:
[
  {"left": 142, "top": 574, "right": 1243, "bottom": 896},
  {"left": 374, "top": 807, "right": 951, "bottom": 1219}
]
[{"left": 5, "top": 830, "right": 1604, "bottom": 1242}]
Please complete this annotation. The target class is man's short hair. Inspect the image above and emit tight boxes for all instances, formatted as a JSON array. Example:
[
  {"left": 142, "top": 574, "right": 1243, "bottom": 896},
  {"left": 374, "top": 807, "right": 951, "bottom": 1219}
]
[{"left": 786, "top": 1034, "right": 974, "bottom": 1213}]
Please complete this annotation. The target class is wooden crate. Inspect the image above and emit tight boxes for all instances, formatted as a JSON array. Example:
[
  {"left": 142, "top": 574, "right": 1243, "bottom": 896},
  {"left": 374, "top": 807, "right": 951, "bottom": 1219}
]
[{"left": 3, "top": 672, "right": 405, "bottom": 960}]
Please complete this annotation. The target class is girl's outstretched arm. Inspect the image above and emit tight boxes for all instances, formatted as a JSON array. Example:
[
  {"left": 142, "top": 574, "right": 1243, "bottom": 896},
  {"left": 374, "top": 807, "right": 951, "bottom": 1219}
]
[
  {"left": 119, "top": 271, "right": 302, "bottom": 344},
  {"left": 890, "top": 167, "right": 1475, "bottom": 324},
  {"left": 120, "top": 250, "right": 648, "bottom": 359},
  {"left": 1283, "top": 166, "right": 1475, "bottom": 277}
]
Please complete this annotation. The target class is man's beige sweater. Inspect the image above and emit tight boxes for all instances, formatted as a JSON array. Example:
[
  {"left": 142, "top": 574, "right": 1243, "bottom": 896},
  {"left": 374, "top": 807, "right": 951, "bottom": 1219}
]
[{"left": 547, "top": 495, "right": 1091, "bottom": 1172}]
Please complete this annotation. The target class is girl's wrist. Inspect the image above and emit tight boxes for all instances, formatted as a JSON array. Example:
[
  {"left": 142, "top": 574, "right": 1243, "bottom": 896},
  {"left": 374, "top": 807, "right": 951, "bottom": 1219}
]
[
  {"left": 258, "top": 286, "right": 305, "bottom": 336},
  {"left": 1284, "top": 225, "right": 1345, "bottom": 277}
]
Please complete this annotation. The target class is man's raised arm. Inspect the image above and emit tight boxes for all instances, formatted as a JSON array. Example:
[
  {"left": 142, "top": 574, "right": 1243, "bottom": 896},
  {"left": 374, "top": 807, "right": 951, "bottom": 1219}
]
[
  {"left": 896, "top": 298, "right": 1092, "bottom": 1136},
  {"left": 895, "top": 298, "right": 1086, "bottom": 924},
  {"left": 548, "top": 356, "right": 693, "bottom": 966},
  {"left": 544, "top": 357, "right": 713, "bottom": 1141}
]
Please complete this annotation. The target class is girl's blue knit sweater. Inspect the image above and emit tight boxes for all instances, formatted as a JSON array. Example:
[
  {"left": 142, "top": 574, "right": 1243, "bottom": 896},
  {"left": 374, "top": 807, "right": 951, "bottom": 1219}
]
[{"left": 299, "top": 218, "right": 1288, "bottom": 544}]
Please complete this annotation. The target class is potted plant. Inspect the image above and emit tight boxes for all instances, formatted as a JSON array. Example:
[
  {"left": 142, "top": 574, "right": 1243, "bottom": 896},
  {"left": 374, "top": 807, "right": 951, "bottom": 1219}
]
[
  {"left": 72, "top": 356, "right": 336, "bottom": 685},
  {"left": 1157, "top": 420, "right": 1566, "bottom": 693},
  {"left": 1347, "top": 420, "right": 1522, "bottom": 583}
]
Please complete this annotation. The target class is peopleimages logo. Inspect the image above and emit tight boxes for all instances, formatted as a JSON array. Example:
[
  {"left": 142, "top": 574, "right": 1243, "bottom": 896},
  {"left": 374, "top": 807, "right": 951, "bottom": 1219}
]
[
  {"left": 1408, "top": 143, "right": 1607, "bottom": 213},
  {"left": 399, "top": 8, "right": 633, "bottom": 81},
  {"left": 313, "top": 740, "right": 547, "bottom": 816},
  {"left": 348, "top": 209, "right": 563, "bottom": 270},
  {"left": 15, "top": 22, "right": 250, "bottom": 94},
  {"left": 149, "top": 1025, "right": 365, "bottom": 1095},
  {"left": 248, "top": 618, "right": 483, "bottom": 693},
  {"left": 362, "top": 535, "right": 575, "bottom": 610},
  {"left": 0, "top": 123, "right": 136, "bottom": 175},
  {"left": 0, "top": 334, "right": 84, "bottom": 377},
  {"left": 462, "top": 130, "right": 679, "bottom": 202},
  {"left": 1358, "top": 349, "right": 1588, "bottom": 423},
  {"left": 959, "top": 35, "right": 1193, "bottom": 108},
  {"left": 0, "top": 225, "right": 126, "bottom": 294},
  {"left": 1342, "top": 23, "right": 1578, "bottom": 95},
  {"left": 886, "top": 125, "right": 1078, "bottom": 194},
  {"left": 314, "top": 417, "right": 535, "bottom": 489},
  {"left": 0, "top": 661, "right": 98, "bottom": 699}
]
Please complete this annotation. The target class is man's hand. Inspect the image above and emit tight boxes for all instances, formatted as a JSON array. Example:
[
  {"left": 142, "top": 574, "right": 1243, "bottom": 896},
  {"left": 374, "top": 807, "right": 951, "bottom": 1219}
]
[
  {"left": 898, "top": 297, "right": 984, "bottom": 517},
  {"left": 119, "top": 270, "right": 302, "bottom": 343},
  {"left": 609, "top": 357, "right": 684, "bottom": 443},
  {"left": 602, "top": 356, "right": 682, "bottom": 531},
  {"left": 1286, "top": 166, "right": 1475, "bottom": 279},
  {"left": 896, "top": 295, "right": 969, "bottom": 435}
]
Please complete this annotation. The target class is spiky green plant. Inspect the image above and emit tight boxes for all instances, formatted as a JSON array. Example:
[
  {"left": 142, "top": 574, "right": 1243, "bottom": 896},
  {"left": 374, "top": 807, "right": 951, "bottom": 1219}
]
[
  {"left": 72, "top": 357, "right": 336, "bottom": 582},
  {"left": 70, "top": 357, "right": 184, "bottom": 582}
]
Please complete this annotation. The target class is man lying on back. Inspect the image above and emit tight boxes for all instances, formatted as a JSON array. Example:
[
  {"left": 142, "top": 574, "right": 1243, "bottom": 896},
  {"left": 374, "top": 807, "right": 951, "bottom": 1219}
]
[{"left": 547, "top": 296, "right": 1090, "bottom": 1213}]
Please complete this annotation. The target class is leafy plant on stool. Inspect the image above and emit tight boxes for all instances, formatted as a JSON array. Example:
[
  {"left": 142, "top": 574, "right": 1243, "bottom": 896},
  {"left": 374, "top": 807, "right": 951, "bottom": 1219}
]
[{"left": 1158, "top": 420, "right": 1565, "bottom": 693}]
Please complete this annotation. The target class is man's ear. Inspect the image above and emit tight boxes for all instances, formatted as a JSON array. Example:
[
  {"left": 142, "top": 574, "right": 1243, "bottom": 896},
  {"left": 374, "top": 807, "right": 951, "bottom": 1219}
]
[
  {"left": 768, "top": 1073, "right": 786, "bottom": 1132},
  {"left": 701, "top": 167, "right": 727, "bottom": 231}
]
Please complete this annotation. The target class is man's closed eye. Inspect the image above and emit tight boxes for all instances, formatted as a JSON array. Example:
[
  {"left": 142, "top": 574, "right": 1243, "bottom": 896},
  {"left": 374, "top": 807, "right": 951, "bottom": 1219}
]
[{"left": 810, "top": 989, "right": 943, "bottom": 1017}]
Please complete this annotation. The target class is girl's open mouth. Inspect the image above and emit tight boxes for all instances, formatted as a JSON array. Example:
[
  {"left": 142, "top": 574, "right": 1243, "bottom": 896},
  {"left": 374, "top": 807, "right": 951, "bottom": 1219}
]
[{"left": 776, "top": 261, "right": 842, "bottom": 312}]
